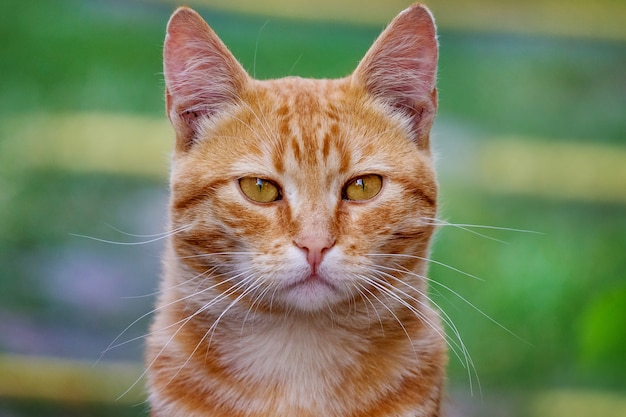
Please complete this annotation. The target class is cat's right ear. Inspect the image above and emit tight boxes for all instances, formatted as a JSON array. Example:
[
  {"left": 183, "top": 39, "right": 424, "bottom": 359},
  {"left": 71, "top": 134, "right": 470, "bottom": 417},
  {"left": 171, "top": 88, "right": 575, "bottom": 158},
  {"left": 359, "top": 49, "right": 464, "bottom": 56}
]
[{"left": 164, "top": 7, "right": 249, "bottom": 151}]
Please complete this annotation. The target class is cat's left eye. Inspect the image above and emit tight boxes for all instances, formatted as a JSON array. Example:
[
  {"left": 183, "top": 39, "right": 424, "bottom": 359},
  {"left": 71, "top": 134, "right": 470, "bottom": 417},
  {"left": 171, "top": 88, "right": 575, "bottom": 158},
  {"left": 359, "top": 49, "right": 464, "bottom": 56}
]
[
  {"left": 343, "top": 174, "right": 383, "bottom": 201},
  {"left": 239, "top": 177, "right": 282, "bottom": 203}
]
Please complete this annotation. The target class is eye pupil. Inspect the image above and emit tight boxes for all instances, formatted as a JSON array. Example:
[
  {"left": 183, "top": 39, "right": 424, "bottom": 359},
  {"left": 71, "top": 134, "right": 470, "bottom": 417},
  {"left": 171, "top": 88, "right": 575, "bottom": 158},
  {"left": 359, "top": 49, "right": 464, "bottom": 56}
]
[{"left": 256, "top": 178, "right": 263, "bottom": 191}]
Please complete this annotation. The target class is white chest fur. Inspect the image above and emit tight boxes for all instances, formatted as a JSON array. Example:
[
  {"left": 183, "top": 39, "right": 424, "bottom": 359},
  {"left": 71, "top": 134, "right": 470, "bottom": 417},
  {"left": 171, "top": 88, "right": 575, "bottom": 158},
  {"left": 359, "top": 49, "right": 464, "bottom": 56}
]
[{"left": 216, "top": 315, "right": 364, "bottom": 409}]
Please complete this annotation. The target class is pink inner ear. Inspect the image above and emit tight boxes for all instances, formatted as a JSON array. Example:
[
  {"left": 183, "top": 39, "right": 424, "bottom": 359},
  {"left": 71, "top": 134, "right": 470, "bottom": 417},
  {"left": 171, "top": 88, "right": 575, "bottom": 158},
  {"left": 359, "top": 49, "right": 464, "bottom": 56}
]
[
  {"left": 163, "top": 7, "right": 248, "bottom": 149},
  {"left": 353, "top": 4, "right": 438, "bottom": 145},
  {"left": 180, "top": 109, "right": 204, "bottom": 137}
]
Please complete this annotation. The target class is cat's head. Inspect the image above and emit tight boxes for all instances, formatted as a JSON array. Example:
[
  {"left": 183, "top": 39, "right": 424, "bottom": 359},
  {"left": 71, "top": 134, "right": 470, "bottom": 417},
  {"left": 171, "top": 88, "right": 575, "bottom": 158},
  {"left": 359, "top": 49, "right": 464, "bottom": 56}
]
[{"left": 163, "top": 4, "right": 439, "bottom": 314}]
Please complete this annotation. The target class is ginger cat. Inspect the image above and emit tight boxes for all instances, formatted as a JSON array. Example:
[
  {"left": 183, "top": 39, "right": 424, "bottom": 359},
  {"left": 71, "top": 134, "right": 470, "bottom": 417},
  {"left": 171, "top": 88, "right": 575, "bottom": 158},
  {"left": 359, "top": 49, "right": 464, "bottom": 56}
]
[{"left": 146, "top": 3, "right": 446, "bottom": 416}]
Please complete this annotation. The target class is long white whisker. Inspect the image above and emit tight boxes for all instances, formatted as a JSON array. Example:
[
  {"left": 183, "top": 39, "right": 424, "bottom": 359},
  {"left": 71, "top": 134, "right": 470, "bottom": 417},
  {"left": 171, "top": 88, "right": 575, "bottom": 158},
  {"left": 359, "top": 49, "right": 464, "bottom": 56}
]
[
  {"left": 351, "top": 282, "right": 377, "bottom": 327},
  {"left": 104, "top": 223, "right": 189, "bottom": 239},
  {"left": 121, "top": 265, "right": 220, "bottom": 300},
  {"left": 207, "top": 274, "right": 266, "bottom": 347},
  {"left": 362, "top": 276, "right": 436, "bottom": 356},
  {"left": 166, "top": 274, "right": 266, "bottom": 387},
  {"left": 430, "top": 219, "right": 543, "bottom": 234},
  {"left": 423, "top": 217, "right": 543, "bottom": 244},
  {"left": 117, "top": 299, "right": 209, "bottom": 400},
  {"left": 353, "top": 281, "right": 387, "bottom": 335},
  {"left": 253, "top": 20, "right": 270, "bottom": 79},
  {"left": 368, "top": 253, "right": 483, "bottom": 281},
  {"left": 100, "top": 267, "right": 238, "bottom": 359},
  {"left": 365, "top": 271, "right": 466, "bottom": 365},
  {"left": 287, "top": 53, "right": 303, "bottom": 76},
  {"left": 369, "top": 266, "right": 479, "bottom": 394},
  {"left": 70, "top": 224, "right": 191, "bottom": 246},
  {"left": 178, "top": 251, "right": 262, "bottom": 260},
  {"left": 379, "top": 263, "right": 529, "bottom": 346},
  {"left": 116, "top": 267, "right": 256, "bottom": 399},
  {"left": 241, "top": 277, "right": 276, "bottom": 332}
]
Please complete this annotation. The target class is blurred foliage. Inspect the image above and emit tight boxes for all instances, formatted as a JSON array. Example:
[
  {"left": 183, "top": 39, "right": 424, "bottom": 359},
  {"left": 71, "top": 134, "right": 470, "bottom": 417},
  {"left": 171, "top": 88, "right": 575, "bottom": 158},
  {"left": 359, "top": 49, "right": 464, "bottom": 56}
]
[
  {"left": 1, "top": 0, "right": 624, "bottom": 142},
  {"left": 0, "top": 0, "right": 625, "bottom": 416},
  {"left": 1, "top": 400, "right": 147, "bottom": 417},
  {"left": 433, "top": 187, "right": 626, "bottom": 389}
]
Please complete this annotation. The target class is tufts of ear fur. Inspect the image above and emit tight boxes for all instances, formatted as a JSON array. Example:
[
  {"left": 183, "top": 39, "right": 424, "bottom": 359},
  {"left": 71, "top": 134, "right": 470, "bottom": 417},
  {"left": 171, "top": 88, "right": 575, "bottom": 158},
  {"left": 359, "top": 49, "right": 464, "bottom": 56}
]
[
  {"left": 163, "top": 7, "right": 249, "bottom": 151},
  {"left": 353, "top": 3, "right": 438, "bottom": 149}
]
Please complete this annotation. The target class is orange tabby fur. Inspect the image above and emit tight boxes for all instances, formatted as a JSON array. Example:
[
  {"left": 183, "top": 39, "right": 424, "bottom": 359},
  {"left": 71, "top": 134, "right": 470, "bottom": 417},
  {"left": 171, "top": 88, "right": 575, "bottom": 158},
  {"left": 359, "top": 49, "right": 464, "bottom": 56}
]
[{"left": 147, "top": 4, "right": 446, "bottom": 416}]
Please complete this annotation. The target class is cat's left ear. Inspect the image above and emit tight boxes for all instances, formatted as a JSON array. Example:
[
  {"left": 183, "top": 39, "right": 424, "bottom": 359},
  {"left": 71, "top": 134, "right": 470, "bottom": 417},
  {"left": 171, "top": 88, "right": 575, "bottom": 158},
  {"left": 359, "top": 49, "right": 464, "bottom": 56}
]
[{"left": 352, "top": 4, "right": 438, "bottom": 149}]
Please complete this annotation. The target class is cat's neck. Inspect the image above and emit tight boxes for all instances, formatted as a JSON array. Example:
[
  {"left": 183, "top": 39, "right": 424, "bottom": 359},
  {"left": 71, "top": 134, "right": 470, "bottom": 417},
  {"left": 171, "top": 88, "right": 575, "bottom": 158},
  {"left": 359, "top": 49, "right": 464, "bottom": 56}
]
[{"left": 152, "top": 283, "right": 440, "bottom": 416}]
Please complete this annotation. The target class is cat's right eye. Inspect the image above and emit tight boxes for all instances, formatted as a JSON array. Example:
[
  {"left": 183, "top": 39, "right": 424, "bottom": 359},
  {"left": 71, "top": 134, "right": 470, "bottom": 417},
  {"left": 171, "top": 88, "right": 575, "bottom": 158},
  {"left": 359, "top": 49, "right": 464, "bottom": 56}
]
[{"left": 239, "top": 177, "right": 282, "bottom": 203}]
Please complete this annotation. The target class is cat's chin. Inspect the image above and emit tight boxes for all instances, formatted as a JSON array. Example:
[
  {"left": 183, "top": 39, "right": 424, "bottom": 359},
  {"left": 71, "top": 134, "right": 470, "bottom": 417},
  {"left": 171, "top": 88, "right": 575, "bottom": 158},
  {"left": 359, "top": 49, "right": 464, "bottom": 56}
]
[{"left": 279, "top": 273, "right": 345, "bottom": 312}]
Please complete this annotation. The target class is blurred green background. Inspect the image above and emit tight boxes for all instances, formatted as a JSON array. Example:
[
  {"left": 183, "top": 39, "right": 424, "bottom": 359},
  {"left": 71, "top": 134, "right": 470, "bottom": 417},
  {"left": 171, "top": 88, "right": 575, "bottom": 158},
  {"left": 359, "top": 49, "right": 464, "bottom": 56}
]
[{"left": 0, "top": 0, "right": 625, "bottom": 416}]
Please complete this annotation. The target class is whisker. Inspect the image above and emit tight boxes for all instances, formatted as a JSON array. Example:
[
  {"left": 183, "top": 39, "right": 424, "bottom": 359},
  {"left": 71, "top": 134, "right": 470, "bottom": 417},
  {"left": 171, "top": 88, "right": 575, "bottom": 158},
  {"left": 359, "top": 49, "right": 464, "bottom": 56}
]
[
  {"left": 208, "top": 274, "right": 265, "bottom": 347},
  {"left": 353, "top": 280, "right": 387, "bottom": 336},
  {"left": 117, "top": 303, "right": 203, "bottom": 400},
  {"left": 358, "top": 274, "right": 445, "bottom": 361},
  {"left": 121, "top": 266, "right": 220, "bottom": 299},
  {"left": 432, "top": 277, "right": 530, "bottom": 345},
  {"left": 369, "top": 266, "right": 480, "bottom": 394},
  {"left": 168, "top": 274, "right": 266, "bottom": 386},
  {"left": 71, "top": 224, "right": 191, "bottom": 246},
  {"left": 178, "top": 251, "right": 262, "bottom": 260},
  {"left": 253, "top": 20, "right": 270, "bottom": 79},
  {"left": 380, "top": 263, "right": 529, "bottom": 346},
  {"left": 435, "top": 220, "right": 543, "bottom": 235},
  {"left": 423, "top": 217, "right": 543, "bottom": 244},
  {"left": 287, "top": 53, "right": 303, "bottom": 76},
  {"left": 118, "top": 266, "right": 256, "bottom": 400},
  {"left": 99, "top": 267, "right": 238, "bottom": 360},
  {"left": 241, "top": 277, "right": 275, "bottom": 331},
  {"left": 368, "top": 253, "right": 483, "bottom": 281},
  {"left": 104, "top": 223, "right": 186, "bottom": 239},
  {"left": 365, "top": 271, "right": 466, "bottom": 362},
  {"left": 351, "top": 282, "right": 377, "bottom": 326}
]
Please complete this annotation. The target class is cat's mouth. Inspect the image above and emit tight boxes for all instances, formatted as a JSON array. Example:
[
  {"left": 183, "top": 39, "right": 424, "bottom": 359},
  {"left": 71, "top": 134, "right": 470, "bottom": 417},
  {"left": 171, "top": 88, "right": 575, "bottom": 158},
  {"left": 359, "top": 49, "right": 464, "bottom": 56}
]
[
  {"left": 278, "top": 273, "right": 343, "bottom": 311},
  {"left": 283, "top": 273, "right": 337, "bottom": 292}
]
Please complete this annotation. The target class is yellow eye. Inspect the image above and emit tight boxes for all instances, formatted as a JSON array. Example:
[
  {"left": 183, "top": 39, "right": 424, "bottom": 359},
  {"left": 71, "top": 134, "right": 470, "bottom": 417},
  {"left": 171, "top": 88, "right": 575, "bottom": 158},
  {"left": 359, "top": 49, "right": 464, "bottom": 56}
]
[
  {"left": 239, "top": 177, "right": 281, "bottom": 203},
  {"left": 343, "top": 174, "right": 383, "bottom": 201}
]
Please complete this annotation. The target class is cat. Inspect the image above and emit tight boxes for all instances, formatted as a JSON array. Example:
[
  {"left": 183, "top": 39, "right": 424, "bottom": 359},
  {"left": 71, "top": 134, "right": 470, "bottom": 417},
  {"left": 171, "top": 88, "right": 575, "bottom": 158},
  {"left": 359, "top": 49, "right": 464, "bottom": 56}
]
[{"left": 146, "top": 3, "right": 447, "bottom": 416}]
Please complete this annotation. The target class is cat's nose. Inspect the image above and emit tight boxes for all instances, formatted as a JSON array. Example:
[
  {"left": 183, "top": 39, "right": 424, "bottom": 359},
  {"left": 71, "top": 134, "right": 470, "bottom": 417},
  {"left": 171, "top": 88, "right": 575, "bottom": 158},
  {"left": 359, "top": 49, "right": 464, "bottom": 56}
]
[{"left": 294, "top": 234, "right": 336, "bottom": 275}]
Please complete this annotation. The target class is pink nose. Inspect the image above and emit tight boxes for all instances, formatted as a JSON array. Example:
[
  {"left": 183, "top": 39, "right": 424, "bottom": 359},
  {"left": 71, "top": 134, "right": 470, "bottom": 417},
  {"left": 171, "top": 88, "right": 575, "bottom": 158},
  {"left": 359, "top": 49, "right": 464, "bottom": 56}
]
[{"left": 294, "top": 234, "right": 335, "bottom": 275}]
